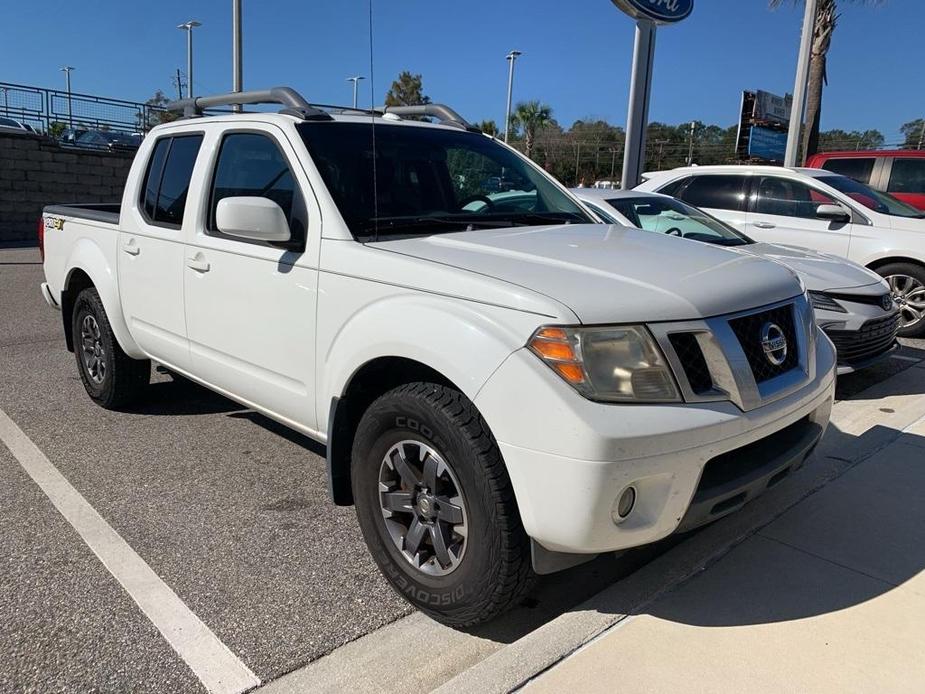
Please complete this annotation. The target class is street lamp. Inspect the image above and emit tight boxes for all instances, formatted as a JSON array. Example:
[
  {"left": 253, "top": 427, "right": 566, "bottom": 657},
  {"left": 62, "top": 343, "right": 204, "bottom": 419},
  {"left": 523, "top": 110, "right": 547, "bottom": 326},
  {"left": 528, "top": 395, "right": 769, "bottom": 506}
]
[
  {"left": 347, "top": 75, "right": 365, "bottom": 109},
  {"left": 503, "top": 50, "right": 522, "bottom": 144},
  {"left": 60, "top": 66, "right": 75, "bottom": 127},
  {"left": 177, "top": 20, "right": 202, "bottom": 99}
]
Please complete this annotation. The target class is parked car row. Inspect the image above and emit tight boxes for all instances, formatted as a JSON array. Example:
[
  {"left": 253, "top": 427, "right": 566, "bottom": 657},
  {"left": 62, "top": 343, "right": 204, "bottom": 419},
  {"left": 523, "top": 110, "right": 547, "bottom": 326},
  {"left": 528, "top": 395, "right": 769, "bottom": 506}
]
[
  {"left": 58, "top": 127, "right": 142, "bottom": 151},
  {"left": 807, "top": 150, "right": 925, "bottom": 212},
  {"left": 40, "top": 89, "right": 914, "bottom": 629}
]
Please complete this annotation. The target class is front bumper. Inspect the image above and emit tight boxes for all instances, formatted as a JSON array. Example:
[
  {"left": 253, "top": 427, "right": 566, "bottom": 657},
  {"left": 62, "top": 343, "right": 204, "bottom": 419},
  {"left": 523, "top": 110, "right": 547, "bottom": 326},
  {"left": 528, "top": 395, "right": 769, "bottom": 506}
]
[
  {"left": 814, "top": 301, "right": 900, "bottom": 375},
  {"left": 475, "top": 330, "right": 836, "bottom": 556}
]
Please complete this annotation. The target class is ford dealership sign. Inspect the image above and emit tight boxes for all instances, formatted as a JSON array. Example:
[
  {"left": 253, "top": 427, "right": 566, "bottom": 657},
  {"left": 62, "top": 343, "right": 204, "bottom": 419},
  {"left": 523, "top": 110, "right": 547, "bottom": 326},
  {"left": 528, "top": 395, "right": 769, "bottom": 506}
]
[{"left": 611, "top": 0, "right": 693, "bottom": 24}]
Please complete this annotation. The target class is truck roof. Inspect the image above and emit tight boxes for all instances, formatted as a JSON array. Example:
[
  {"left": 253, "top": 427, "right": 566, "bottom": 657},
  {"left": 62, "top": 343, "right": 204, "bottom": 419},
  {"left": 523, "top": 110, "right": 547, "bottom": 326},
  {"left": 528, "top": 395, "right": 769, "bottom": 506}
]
[{"left": 159, "top": 86, "right": 482, "bottom": 135}]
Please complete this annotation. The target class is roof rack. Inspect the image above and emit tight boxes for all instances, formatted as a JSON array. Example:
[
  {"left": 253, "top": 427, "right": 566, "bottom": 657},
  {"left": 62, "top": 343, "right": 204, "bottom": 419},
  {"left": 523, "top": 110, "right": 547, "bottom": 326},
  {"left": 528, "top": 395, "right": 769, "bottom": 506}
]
[
  {"left": 379, "top": 104, "right": 481, "bottom": 132},
  {"left": 165, "top": 86, "right": 332, "bottom": 120}
]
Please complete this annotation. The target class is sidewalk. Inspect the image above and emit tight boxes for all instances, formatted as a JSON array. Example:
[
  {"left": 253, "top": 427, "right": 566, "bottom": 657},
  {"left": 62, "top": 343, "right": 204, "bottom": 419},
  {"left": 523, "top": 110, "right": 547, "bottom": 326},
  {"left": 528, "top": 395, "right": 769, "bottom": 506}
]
[{"left": 524, "top": 403, "right": 925, "bottom": 692}]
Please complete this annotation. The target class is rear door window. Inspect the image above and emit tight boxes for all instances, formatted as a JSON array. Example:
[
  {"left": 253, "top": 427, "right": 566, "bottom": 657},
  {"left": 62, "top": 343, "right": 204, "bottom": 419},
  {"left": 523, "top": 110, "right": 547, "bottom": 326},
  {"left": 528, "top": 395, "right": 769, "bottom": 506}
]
[
  {"left": 887, "top": 159, "right": 925, "bottom": 194},
  {"left": 675, "top": 175, "right": 749, "bottom": 212},
  {"left": 820, "top": 157, "right": 875, "bottom": 184},
  {"left": 139, "top": 134, "right": 203, "bottom": 227},
  {"left": 753, "top": 176, "right": 837, "bottom": 219}
]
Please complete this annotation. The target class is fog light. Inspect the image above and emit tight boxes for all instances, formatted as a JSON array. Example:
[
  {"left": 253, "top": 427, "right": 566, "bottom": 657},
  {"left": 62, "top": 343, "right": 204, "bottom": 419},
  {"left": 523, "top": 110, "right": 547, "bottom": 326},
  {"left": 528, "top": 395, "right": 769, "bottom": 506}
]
[{"left": 612, "top": 486, "right": 636, "bottom": 523}]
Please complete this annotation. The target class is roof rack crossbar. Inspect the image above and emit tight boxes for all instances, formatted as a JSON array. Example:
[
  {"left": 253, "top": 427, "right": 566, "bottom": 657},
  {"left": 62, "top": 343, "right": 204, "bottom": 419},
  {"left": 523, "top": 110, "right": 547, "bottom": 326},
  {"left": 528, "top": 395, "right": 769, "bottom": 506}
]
[
  {"left": 166, "top": 87, "right": 331, "bottom": 120},
  {"left": 380, "top": 104, "right": 481, "bottom": 132}
]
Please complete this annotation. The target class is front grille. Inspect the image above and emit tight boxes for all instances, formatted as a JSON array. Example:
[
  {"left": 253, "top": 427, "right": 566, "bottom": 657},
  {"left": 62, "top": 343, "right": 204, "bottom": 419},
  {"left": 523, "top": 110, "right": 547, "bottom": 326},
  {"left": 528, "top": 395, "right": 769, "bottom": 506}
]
[
  {"left": 668, "top": 332, "right": 713, "bottom": 394},
  {"left": 826, "top": 312, "right": 900, "bottom": 366},
  {"left": 728, "top": 304, "right": 799, "bottom": 383},
  {"left": 829, "top": 292, "right": 893, "bottom": 309}
]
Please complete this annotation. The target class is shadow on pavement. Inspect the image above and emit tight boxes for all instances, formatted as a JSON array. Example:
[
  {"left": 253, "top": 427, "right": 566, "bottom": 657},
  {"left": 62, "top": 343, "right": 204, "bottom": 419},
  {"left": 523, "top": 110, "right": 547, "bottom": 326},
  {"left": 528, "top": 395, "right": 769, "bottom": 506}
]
[{"left": 117, "top": 370, "right": 245, "bottom": 417}]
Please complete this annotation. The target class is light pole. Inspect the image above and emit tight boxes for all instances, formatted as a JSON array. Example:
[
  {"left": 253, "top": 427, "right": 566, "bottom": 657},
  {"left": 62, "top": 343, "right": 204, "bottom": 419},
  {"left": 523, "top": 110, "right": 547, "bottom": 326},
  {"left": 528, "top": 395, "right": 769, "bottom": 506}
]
[
  {"left": 785, "top": 0, "right": 817, "bottom": 167},
  {"left": 503, "top": 50, "right": 522, "bottom": 144},
  {"left": 60, "top": 66, "right": 75, "bottom": 127},
  {"left": 347, "top": 76, "right": 365, "bottom": 109},
  {"left": 177, "top": 20, "right": 202, "bottom": 99},
  {"left": 232, "top": 0, "right": 243, "bottom": 112},
  {"left": 686, "top": 120, "right": 696, "bottom": 166}
]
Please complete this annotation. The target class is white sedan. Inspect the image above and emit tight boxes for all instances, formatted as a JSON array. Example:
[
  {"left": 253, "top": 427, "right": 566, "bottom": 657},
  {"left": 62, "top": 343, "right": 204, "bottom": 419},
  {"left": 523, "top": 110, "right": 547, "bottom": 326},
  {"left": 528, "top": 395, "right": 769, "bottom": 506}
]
[
  {"left": 573, "top": 187, "right": 899, "bottom": 374},
  {"left": 636, "top": 165, "right": 925, "bottom": 336}
]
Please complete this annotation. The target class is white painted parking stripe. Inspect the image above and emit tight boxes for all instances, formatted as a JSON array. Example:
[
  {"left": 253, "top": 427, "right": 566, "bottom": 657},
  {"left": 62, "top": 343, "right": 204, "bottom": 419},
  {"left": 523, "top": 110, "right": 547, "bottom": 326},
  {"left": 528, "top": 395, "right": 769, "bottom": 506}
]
[{"left": 0, "top": 408, "right": 260, "bottom": 694}]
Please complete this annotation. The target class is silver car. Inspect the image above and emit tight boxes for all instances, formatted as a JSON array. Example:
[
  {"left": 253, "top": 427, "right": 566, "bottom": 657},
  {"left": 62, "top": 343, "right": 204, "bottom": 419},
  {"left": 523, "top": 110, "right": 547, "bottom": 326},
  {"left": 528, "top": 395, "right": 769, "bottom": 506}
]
[{"left": 573, "top": 188, "right": 900, "bottom": 375}]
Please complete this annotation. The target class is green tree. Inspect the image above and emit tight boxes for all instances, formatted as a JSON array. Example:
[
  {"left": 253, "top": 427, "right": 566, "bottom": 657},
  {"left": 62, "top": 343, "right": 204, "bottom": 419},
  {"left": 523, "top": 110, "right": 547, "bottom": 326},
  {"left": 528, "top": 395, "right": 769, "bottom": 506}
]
[
  {"left": 384, "top": 71, "right": 431, "bottom": 108},
  {"left": 818, "top": 128, "right": 885, "bottom": 150},
  {"left": 512, "top": 101, "right": 553, "bottom": 161},
  {"left": 900, "top": 119, "right": 925, "bottom": 150},
  {"left": 47, "top": 121, "right": 66, "bottom": 139},
  {"left": 136, "top": 89, "right": 178, "bottom": 132},
  {"left": 477, "top": 119, "right": 499, "bottom": 137},
  {"left": 770, "top": 0, "right": 885, "bottom": 162}
]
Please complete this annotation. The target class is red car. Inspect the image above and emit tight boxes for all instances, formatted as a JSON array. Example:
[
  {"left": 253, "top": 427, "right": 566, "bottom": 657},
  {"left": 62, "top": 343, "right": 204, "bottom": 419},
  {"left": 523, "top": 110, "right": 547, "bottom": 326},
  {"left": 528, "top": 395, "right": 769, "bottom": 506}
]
[{"left": 805, "top": 150, "right": 925, "bottom": 211}]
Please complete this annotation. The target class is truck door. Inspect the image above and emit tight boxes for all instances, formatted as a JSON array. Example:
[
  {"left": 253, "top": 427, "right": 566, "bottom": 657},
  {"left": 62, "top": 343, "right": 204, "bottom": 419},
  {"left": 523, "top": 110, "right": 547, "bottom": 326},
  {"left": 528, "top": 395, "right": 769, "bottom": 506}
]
[
  {"left": 183, "top": 125, "right": 320, "bottom": 431},
  {"left": 118, "top": 134, "right": 203, "bottom": 371}
]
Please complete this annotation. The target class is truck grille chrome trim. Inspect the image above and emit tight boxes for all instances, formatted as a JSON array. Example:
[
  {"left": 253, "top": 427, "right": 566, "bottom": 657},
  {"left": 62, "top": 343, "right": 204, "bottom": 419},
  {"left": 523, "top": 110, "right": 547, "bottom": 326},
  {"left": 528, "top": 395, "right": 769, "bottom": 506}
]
[{"left": 649, "top": 295, "right": 815, "bottom": 412}]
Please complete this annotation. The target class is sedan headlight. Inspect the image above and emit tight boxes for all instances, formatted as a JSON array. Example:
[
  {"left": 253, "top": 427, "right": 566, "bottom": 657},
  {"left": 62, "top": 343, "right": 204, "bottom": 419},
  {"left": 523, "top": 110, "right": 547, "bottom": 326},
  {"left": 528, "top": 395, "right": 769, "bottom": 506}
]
[
  {"left": 528, "top": 325, "right": 680, "bottom": 402},
  {"left": 808, "top": 291, "right": 847, "bottom": 313}
]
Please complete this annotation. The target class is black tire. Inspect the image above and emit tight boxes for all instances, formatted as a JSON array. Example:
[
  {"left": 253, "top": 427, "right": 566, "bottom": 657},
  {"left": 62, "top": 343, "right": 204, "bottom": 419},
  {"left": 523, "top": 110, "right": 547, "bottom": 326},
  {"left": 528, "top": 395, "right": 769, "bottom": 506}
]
[
  {"left": 351, "top": 382, "right": 534, "bottom": 626},
  {"left": 72, "top": 287, "right": 150, "bottom": 409},
  {"left": 875, "top": 262, "right": 925, "bottom": 338}
]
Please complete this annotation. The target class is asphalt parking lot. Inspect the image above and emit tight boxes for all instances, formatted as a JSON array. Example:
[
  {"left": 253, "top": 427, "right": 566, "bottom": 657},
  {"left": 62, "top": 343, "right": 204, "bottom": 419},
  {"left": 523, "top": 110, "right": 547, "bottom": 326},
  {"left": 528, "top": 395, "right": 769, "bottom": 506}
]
[{"left": 2, "top": 245, "right": 924, "bottom": 693}]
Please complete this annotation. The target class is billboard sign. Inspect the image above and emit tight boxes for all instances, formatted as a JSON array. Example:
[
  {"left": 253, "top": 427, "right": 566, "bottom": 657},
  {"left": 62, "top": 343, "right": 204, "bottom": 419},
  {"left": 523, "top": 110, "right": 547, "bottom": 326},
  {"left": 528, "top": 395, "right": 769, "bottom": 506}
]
[
  {"left": 611, "top": 0, "right": 694, "bottom": 24},
  {"left": 753, "top": 90, "right": 793, "bottom": 124},
  {"left": 748, "top": 126, "right": 788, "bottom": 162}
]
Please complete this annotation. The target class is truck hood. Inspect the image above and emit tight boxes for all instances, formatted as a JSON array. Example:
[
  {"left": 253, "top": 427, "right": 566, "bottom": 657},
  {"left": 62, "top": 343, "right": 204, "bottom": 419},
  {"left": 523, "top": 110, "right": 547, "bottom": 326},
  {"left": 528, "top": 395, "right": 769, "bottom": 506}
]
[
  {"left": 737, "top": 243, "right": 886, "bottom": 294},
  {"left": 372, "top": 224, "right": 803, "bottom": 324}
]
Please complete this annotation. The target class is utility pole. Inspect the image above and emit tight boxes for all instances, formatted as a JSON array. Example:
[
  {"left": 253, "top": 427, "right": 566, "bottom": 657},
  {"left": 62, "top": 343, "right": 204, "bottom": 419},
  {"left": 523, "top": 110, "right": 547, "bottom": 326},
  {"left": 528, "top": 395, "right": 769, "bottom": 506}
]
[
  {"left": 232, "top": 0, "right": 243, "bottom": 112},
  {"left": 575, "top": 142, "right": 582, "bottom": 183},
  {"left": 503, "top": 50, "right": 522, "bottom": 144},
  {"left": 686, "top": 121, "right": 696, "bottom": 166},
  {"left": 60, "top": 66, "right": 75, "bottom": 127},
  {"left": 785, "top": 0, "right": 817, "bottom": 167},
  {"left": 175, "top": 68, "right": 184, "bottom": 100},
  {"left": 177, "top": 20, "right": 202, "bottom": 99},
  {"left": 347, "top": 76, "right": 365, "bottom": 108},
  {"left": 917, "top": 120, "right": 925, "bottom": 151}
]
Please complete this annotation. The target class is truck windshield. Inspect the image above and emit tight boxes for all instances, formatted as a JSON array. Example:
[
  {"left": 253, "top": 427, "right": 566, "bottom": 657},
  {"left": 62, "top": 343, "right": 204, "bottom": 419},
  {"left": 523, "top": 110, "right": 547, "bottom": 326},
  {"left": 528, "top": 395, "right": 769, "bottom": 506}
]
[
  {"left": 819, "top": 174, "right": 925, "bottom": 219},
  {"left": 297, "top": 121, "right": 591, "bottom": 239}
]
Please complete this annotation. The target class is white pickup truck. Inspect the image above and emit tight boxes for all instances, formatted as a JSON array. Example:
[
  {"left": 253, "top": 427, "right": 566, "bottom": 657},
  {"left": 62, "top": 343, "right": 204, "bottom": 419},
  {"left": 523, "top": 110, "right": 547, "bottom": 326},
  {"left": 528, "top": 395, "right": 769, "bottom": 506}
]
[{"left": 40, "top": 87, "right": 836, "bottom": 626}]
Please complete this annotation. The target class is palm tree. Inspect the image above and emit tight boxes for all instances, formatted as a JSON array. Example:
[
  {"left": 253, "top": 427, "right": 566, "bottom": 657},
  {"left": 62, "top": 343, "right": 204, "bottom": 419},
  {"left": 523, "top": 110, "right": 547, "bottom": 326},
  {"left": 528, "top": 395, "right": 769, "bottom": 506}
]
[
  {"left": 512, "top": 101, "right": 553, "bottom": 160},
  {"left": 770, "top": 0, "right": 883, "bottom": 162}
]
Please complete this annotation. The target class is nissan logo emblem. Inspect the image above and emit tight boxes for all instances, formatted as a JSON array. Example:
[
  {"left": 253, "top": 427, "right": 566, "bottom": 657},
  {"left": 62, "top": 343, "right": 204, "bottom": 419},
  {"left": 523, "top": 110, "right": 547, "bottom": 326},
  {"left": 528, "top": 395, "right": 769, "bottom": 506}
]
[
  {"left": 881, "top": 294, "right": 894, "bottom": 312},
  {"left": 761, "top": 322, "right": 788, "bottom": 367}
]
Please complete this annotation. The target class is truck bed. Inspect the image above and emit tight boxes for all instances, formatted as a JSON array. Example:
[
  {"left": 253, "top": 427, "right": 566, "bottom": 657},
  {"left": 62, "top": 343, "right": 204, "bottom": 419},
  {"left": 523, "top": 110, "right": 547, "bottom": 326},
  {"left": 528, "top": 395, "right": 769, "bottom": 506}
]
[{"left": 44, "top": 203, "right": 121, "bottom": 226}]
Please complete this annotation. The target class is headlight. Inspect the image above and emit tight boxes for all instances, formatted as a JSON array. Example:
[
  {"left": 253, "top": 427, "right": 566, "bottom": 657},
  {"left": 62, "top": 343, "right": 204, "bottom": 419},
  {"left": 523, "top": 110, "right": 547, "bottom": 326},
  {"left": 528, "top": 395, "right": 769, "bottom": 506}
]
[
  {"left": 808, "top": 291, "right": 847, "bottom": 313},
  {"left": 527, "top": 325, "right": 680, "bottom": 402}
]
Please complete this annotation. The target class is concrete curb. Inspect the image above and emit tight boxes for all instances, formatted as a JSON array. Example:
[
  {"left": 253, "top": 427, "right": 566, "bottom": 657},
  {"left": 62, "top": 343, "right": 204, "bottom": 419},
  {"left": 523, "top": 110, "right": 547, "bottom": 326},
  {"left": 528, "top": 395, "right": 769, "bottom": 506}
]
[{"left": 435, "top": 364, "right": 925, "bottom": 694}]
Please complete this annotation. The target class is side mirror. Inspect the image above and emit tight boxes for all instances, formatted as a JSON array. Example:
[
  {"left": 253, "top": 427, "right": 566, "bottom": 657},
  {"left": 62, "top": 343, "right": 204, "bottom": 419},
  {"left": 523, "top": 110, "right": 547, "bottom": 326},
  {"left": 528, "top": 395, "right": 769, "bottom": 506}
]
[
  {"left": 215, "top": 196, "right": 291, "bottom": 243},
  {"left": 816, "top": 203, "right": 850, "bottom": 223}
]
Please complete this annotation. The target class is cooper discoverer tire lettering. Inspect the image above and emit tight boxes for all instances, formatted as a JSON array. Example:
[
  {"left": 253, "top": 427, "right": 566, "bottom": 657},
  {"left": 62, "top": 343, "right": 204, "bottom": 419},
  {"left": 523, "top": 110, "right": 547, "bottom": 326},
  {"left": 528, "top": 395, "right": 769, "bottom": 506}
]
[{"left": 351, "top": 382, "right": 534, "bottom": 626}]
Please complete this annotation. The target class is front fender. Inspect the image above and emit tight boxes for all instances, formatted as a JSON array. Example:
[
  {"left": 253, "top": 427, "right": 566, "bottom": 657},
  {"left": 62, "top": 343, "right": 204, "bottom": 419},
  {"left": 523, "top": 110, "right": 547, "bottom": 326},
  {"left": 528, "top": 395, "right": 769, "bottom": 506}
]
[
  {"left": 317, "top": 292, "right": 544, "bottom": 433},
  {"left": 65, "top": 238, "right": 143, "bottom": 359}
]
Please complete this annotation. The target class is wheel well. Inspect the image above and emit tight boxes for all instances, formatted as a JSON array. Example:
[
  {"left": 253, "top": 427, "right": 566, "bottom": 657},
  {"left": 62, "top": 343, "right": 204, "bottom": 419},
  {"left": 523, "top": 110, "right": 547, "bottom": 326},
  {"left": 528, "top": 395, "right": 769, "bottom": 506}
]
[
  {"left": 867, "top": 257, "right": 925, "bottom": 274},
  {"left": 327, "top": 357, "right": 458, "bottom": 506},
  {"left": 61, "top": 269, "right": 95, "bottom": 352}
]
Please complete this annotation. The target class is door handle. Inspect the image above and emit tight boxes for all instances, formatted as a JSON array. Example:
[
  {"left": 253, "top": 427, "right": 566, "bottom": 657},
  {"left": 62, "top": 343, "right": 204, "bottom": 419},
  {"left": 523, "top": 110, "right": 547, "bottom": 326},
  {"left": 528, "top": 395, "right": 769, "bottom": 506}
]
[
  {"left": 121, "top": 243, "right": 140, "bottom": 256},
  {"left": 186, "top": 258, "right": 211, "bottom": 273},
  {"left": 752, "top": 221, "right": 776, "bottom": 229}
]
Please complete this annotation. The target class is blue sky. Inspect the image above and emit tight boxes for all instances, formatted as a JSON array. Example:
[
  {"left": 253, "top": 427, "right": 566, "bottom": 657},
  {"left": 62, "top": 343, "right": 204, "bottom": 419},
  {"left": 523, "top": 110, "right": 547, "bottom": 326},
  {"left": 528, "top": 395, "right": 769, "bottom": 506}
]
[{"left": 2, "top": 0, "right": 922, "bottom": 142}]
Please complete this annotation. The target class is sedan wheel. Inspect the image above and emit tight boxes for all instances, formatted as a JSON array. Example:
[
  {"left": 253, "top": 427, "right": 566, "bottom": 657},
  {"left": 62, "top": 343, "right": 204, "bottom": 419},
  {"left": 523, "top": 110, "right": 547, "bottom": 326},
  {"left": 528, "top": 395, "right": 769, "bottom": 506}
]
[{"left": 886, "top": 273, "right": 925, "bottom": 331}]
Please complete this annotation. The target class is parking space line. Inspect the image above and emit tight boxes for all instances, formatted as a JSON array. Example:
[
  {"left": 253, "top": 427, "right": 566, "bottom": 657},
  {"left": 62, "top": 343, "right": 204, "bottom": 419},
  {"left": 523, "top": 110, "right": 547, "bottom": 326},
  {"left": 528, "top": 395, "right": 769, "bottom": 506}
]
[{"left": 0, "top": 408, "right": 260, "bottom": 694}]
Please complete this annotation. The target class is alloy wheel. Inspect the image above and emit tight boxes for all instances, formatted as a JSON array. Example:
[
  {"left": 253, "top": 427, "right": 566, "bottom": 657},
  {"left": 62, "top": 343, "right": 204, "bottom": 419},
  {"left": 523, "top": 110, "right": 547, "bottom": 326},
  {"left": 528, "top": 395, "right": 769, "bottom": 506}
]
[
  {"left": 886, "top": 274, "right": 925, "bottom": 330},
  {"left": 80, "top": 314, "right": 107, "bottom": 384},
  {"left": 378, "top": 440, "right": 468, "bottom": 576}
]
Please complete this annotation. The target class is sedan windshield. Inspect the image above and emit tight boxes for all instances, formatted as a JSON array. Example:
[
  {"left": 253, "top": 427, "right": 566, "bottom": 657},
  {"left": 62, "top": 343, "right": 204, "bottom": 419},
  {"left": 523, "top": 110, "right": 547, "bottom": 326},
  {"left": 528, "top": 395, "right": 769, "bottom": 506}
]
[
  {"left": 606, "top": 196, "right": 752, "bottom": 246},
  {"left": 819, "top": 174, "right": 925, "bottom": 219},
  {"left": 297, "top": 121, "right": 591, "bottom": 239}
]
